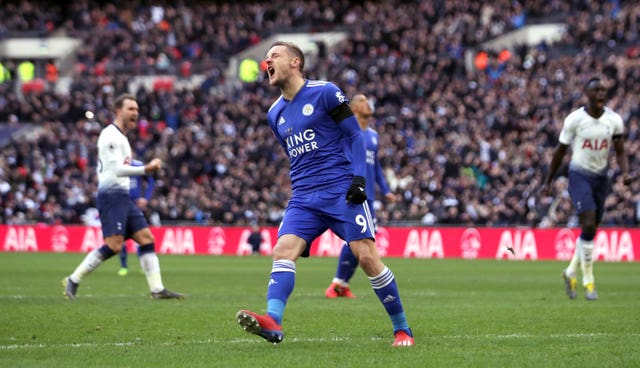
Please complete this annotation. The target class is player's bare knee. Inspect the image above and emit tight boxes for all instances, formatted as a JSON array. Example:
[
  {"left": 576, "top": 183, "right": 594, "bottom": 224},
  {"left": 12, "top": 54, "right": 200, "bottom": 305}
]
[
  {"left": 358, "top": 252, "right": 385, "bottom": 276},
  {"left": 132, "top": 228, "right": 155, "bottom": 245},
  {"left": 104, "top": 236, "right": 125, "bottom": 253},
  {"left": 272, "top": 236, "right": 305, "bottom": 260},
  {"left": 271, "top": 246, "right": 299, "bottom": 261},
  {"left": 360, "top": 261, "right": 385, "bottom": 277},
  {"left": 358, "top": 253, "right": 376, "bottom": 268}
]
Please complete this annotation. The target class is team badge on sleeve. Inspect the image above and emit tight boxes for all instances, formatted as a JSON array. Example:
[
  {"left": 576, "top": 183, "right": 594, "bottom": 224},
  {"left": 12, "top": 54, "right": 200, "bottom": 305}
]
[{"left": 335, "top": 91, "right": 345, "bottom": 103}]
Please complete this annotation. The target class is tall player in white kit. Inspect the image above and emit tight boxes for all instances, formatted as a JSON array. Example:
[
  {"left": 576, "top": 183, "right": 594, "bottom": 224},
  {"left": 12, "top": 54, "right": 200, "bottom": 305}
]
[
  {"left": 62, "top": 94, "right": 184, "bottom": 300},
  {"left": 541, "top": 77, "right": 630, "bottom": 300}
]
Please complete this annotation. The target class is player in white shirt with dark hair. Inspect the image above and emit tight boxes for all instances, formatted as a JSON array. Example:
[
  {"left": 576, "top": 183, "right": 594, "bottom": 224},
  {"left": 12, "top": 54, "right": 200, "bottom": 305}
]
[
  {"left": 541, "top": 77, "right": 630, "bottom": 301},
  {"left": 62, "top": 94, "right": 184, "bottom": 300}
]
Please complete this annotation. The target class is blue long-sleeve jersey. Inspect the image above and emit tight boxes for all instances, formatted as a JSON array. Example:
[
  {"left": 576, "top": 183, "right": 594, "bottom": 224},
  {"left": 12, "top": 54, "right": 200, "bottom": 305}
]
[
  {"left": 363, "top": 128, "right": 391, "bottom": 200},
  {"left": 129, "top": 160, "right": 155, "bottom": 201},
  {"left": 267, "top": 80, "right": 366, "bottom": 194}
]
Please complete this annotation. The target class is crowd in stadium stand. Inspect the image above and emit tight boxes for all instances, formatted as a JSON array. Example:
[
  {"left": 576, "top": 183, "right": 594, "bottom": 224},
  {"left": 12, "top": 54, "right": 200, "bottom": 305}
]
[{"left": 1, "top": 1, "right": 640, "bottom": 229}]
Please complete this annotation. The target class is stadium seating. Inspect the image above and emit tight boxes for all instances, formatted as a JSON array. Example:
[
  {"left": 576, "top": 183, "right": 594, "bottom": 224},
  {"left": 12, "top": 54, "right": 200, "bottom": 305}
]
[{"left": 1, "top": 1, "right": 639, "bottom": 228}]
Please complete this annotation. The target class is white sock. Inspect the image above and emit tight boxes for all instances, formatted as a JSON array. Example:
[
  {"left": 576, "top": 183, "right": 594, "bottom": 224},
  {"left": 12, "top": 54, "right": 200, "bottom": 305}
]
[
  {"left": 565, "top": 238, "right": 582, "bottom": 277},
  {"left": 580, "top": 239, "right": 595, "bottom": 286},
  {"left": 139, "top": 252, "right": 164, "bottom": 293},
  {"left": 70, "top": 248, "right": 105, "bottom": 283},
  {"left": 332, "top": 277, "right": 347, "bottom": 286}
]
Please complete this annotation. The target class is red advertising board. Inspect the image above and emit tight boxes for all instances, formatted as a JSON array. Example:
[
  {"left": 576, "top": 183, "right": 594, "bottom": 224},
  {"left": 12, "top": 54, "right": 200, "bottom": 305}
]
[{"left": 0, "top": 225, "right": 637, "bottom": 261}]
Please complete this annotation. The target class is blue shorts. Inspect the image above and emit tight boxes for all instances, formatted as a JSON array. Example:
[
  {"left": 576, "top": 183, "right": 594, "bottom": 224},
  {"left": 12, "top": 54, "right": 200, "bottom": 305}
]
[
  {"left": 568, "top": 169, "right": 609, "bottom": 223},
  {"left": 97, "top": 188, "right": 148, "bottom": 239},
  {"left": 366, "top": 199, "right": 379, "bottom": 233},
  {"left": 279, "top": 183, "right": 375, "bottom": 257}
]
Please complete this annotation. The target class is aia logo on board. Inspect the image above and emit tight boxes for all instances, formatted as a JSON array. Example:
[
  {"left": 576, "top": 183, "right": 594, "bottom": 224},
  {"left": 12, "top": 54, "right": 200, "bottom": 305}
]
[
  {"left": 460, "top": 228, "right": 481, "bottom": 259},
  {"left": 375, "top": 227, "right": 390, "bottom": 257},
  {"left": 554, "top": 228, "right": 576, "bottom": 261},
  {"left": 51, "top": 226, "right": 69, "bottom": 252},
  {"left": 207, "top": 227, "right": 226, "bottom": 255}
]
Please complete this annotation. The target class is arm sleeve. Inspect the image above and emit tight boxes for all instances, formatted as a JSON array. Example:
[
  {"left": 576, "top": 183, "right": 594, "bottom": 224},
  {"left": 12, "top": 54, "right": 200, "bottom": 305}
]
[
  {"left": 115, "top": 165, "right": 145, "bottom": 176},
  {"left": 558, "top": 114, "right": 576, "bottom": 145},
  {"left": 337, "top": 112, "right": 367, "bottom": 178},
  {"left": 271, "top": 129, "right": 287, "bottom": 151},
  {"left": 144, "top": 175, "right": 155, "bottom": 200},
  {"left": 322, "top": 82, "right": 367, "bottom": 178},
  {"left": 612, "top": 112, "right": 624, "bottom": 136},
  {"left": 375, "top": 159, "right": 391, "bottom": 195},
  {"left": 99, "top": 138, "right": 145, "bottom": 177}
]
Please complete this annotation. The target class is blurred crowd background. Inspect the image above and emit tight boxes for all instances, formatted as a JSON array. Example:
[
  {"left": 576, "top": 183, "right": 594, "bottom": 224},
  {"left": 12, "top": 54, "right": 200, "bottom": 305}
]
[{"left": 1, "top": 0, "right": 639, "bottom": 228}]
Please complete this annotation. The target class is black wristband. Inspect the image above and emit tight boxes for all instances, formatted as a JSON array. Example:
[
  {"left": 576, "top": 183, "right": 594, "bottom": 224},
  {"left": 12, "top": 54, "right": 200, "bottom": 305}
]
[{"left": 351, "top": 175, "right": 365, "bottom": 187}]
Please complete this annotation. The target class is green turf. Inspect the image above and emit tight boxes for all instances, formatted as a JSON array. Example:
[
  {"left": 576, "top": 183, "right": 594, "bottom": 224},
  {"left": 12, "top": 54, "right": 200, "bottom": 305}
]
[{"left": 1, "top": 253, "right": 639, "bottom": 368}]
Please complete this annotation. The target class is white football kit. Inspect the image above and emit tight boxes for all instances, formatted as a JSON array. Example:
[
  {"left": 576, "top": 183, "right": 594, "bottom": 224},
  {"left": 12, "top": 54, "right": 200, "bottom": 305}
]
[
  {"left": 96, "top": 123, "right": 145, "bottom": 193},
  {"left": 559, "top": 105, "right": 624, "bottom": 290},
  {"left": 66, "top": 122, "right": 173, "bottom": 297},
  {"left": 95, "top": 123, "right": 148, "bottom": 238},
  {"left": 559, "top": 106, "right": 624, "bottom": 175}
]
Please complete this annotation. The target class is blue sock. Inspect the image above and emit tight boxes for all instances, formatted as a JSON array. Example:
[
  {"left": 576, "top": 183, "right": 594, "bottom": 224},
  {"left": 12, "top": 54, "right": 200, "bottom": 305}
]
[
  {"left": 138, "top": 243, "right": 155, "bottom": 255},
  {"left": 266, "top": 260, "right": 296, "bottom": 325},
  {"left": 369, "top": 267, "right": 410, "bottom": 333},
  {"left": 335, "top": 243, "right": 359, "bottom": 283},
  {"left": 119, "top": 243, "right": 128, "bottom": 268},
  {"left": 97, "top": 244, "right": 116, "bottom": 260}
]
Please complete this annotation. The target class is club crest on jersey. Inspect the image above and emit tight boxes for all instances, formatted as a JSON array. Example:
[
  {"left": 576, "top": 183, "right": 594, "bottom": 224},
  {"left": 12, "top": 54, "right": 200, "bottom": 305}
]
[
  {"left": 302, "top": 104, "right": 314, "bottom": 116},
  {"left": 335, "top": 91, "right": 346, "bottom": 103}
]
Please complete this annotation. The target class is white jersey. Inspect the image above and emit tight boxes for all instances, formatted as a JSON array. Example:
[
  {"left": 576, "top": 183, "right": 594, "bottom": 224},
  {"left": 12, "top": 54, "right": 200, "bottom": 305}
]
[
  {"left": 558, "top": 106, "right": 624, "bottom": 175},
  {"left": 96, "top": 123, "right": 145, "bottom": 192}
]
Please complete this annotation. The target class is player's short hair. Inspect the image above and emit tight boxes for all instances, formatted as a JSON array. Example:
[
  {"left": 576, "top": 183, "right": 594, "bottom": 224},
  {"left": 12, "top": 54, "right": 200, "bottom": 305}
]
[
  {"left": 114, "top": 93, "right": 137, "bottom": 110},
  {"left": 585, "top": 77, "right": 603, "bottom": 90},
  {"left": 270, "top": 41, "right": 305, "bottom": 72}
]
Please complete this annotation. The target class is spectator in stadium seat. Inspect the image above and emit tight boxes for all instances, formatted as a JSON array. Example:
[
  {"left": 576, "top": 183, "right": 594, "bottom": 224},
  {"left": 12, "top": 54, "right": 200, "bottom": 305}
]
[
  {"left": 62, "top": 94, "right": 184, "bottom": 301},
  {"left": 2, "top": 0, "right": 640, "bottom": 229},
  {"left": 235, "top": 41, "right": 414, "bottom": 347}
]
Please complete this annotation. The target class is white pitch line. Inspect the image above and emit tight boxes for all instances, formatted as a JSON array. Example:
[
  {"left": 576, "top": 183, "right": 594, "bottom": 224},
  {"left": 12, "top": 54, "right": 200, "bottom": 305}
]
[
  {"left": 438, "top": 332, "right": 640, "bottom": 339},
  {"left": 1, "top": 332, "right": 638, "bottom": 350},
  {"left": 0, "top": 337, "right": 350, "bottom": 350}
]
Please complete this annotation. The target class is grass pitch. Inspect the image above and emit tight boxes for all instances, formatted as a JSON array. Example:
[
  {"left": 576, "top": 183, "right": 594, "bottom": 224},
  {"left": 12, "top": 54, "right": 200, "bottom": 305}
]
[{"left": 1, "top": 253, "right": 639, "bottom": 367}]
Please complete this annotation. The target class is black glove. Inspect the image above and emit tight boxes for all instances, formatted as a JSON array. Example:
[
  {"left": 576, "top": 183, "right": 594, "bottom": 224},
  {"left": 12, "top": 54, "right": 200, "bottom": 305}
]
[{"left": 345, "top": 176, "right": 367, "bottom": 204}]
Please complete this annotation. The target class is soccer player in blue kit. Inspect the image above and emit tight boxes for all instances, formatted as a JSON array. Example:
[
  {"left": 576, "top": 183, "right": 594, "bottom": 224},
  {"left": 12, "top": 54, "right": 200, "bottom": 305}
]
[
  {"left": 62, "top": 94, "right": 183, "bottom": 300},
  {"left": 236, "top": 41, "right": 414, "bottom": 346},
  {"left": 541, "top": 77, "right": 630, "bottom": 300},
  {"left": 117, "top": 159, "right": 155, "bottom": 276},
  {"left": 324, "top": 93, "right": 396, "bottom": 299}
]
